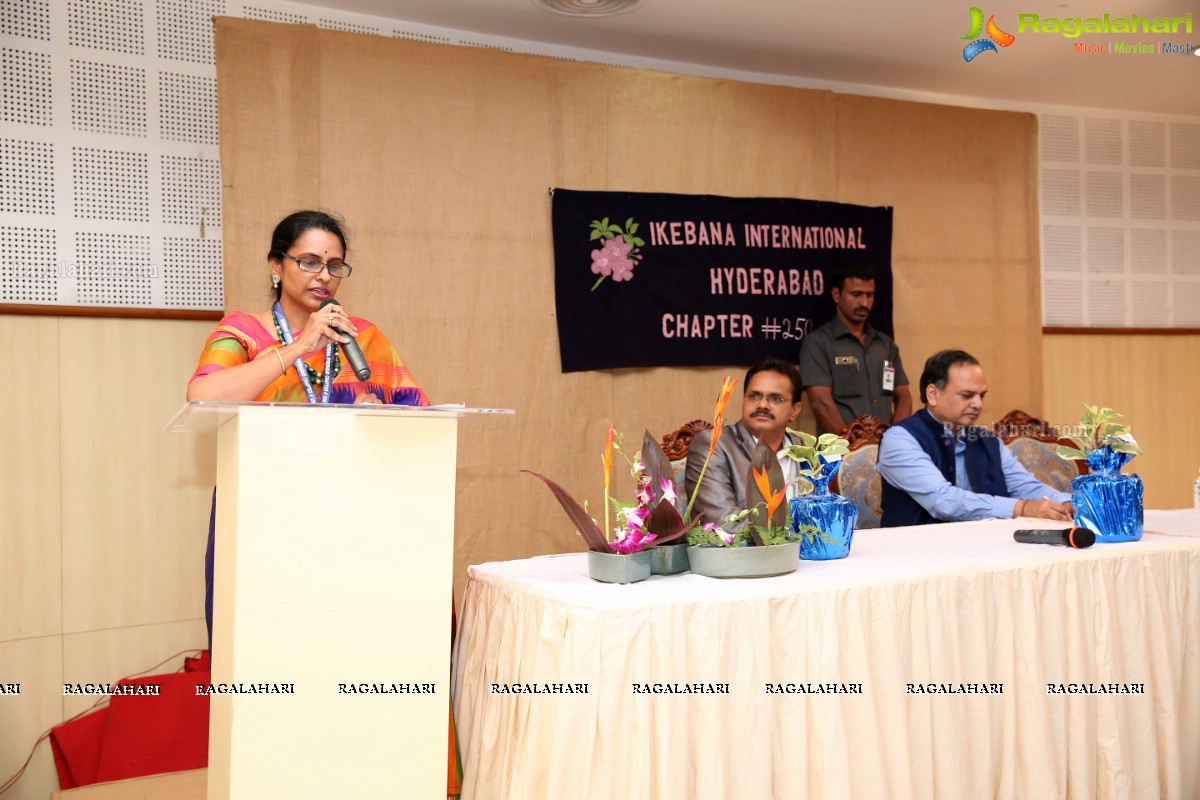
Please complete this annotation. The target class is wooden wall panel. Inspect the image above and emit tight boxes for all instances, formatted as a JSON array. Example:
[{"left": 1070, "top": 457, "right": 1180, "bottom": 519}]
[
  {"left": 1, "top": 316, "right": 62, "bottom": 641},
  {"left": 59, "top": 319, "right": 215, "bottom": 633},
  {"left": 1044, "top": 333, "right": 1200, "bottom": 509},
  {"left": 1, "top": 317, "right": 212, "bottom": 800}
]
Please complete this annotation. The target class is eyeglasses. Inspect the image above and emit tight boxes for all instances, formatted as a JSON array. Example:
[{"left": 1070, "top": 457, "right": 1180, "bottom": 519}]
[
  {"left": 746, "top": 392, "right": 793, "bottom": 407},
  {"left": 283, "top": 253, "right": 352, "bottom": 278}
]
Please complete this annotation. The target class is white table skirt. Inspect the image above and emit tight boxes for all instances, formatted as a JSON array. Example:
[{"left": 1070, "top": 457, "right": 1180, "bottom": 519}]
[{"left": 452, "top": 516, "right": 1200, "bottom": 799}]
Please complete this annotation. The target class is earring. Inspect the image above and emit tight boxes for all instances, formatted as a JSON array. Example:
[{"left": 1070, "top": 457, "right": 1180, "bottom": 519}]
[{"left": 271, "top": 274, "right": 280, "bottom": 289}]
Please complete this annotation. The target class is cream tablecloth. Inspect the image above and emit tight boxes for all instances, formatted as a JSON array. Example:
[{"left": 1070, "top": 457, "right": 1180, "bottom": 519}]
[
  {"left": 1145, "top": 508, "right": 1200, "bottom": 537},
  {"left": 452, "top": 516, "right": 1200, "bottom": 799}
]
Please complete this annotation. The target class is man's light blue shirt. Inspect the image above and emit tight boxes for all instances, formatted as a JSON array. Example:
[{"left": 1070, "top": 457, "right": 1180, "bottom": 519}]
[{"left": 877, "top": 409, "right": 1072, "bottom": 522}]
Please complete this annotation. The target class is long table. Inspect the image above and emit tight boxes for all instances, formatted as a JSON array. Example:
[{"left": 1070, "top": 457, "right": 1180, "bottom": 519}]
[{"left": 452, "top": 514, "right": 1200, "bottom": 799}]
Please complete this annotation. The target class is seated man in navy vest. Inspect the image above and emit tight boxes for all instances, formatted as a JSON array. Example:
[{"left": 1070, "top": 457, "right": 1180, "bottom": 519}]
[{"left": 877, "top": 349, "right": 1072, "bottom": 526}]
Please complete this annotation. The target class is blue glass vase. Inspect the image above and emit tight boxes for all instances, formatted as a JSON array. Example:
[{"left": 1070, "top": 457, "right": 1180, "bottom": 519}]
[
  {"left": 790, "top": 458, "right": 859, "bottom": 560},
  {"left": 1071, "top": 445, "right": 1143, "bottom": 543}
]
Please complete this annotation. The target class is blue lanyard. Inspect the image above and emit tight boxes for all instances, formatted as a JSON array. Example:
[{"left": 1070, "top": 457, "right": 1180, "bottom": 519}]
[{"left": 272, "top": 301, "right": 334, "bottom": 404}]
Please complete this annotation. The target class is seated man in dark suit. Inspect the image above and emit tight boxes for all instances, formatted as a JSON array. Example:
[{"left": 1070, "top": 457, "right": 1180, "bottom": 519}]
[
  {"left": 877, "top": 349, "right": 1072, "bottom": 527},
  {"left": 685, "top": 358, "right": 803, "bottom": 530}
]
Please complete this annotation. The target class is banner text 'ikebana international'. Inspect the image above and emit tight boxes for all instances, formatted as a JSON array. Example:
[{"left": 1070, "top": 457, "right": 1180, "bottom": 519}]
[{"left": 551, "top": 190, "right": 893, "bottom": 372}]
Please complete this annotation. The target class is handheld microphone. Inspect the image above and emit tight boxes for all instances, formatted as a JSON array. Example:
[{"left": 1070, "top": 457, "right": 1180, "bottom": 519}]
[
  {"left": 1013, "top": 526, "right": 1095, "bottom": 549},
  {"left": 319, "top": 298, "right": 371, "bottom": 381}
]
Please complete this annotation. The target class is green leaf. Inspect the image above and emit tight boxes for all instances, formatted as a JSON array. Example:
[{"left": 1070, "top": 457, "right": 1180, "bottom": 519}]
[
  {"left": 1055, "top": 445, "right": 1089, "bottom": 461},
  {"left": 791, "top": 429, "right": 817, "bottom": 448},
  {"left": 589, "top": 229, "right": 602, "bottom": 241},
  {"left": 783, "top": 444, "right": 816, "bottom": 471},
  {"left": 793, "top": 524, "right": 823, "bottom": 544},
  {"left": 591, "top": 275, "right": 607, "bottom": 291},
  {"left": 793, "top": 525, "right": 843, "bottom": 547},
  {"left": 627, "top": 222, "right": 639, "bottom": 235},
  {"left": 630, "top": 237, "right": 645, "bottom": 247},
  {"left": 753, "top": 522, "right": 793, "bottom": 546}
]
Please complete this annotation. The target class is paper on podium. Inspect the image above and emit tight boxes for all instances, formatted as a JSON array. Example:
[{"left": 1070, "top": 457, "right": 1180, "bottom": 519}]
[{"left": 166, "top": 400, "right": 513, "bottom": 433}]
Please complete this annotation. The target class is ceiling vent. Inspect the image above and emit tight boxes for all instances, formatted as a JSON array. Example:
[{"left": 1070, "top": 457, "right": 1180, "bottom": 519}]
[{"left": 536, "top": 0, "right": 642, "bottom": 17}]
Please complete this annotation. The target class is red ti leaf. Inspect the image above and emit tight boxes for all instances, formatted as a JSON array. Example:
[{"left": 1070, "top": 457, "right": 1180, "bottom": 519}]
[
  {"left": 521, "top": 469, "right": 614, "bottom": 554},
  {"left": 640, "top": 430, "right": 693, "bottom": 546}
]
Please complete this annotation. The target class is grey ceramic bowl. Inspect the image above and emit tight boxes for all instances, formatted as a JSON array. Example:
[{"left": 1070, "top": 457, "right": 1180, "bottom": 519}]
[
  {"left": 686, "top": 541, "right": 800, "bottom": 578},
  {"left": 587, "top": 549, "right": 653, "bottom": 584},
  {"left": 649, "top": 543, "right": 690, "bottom": 575}
]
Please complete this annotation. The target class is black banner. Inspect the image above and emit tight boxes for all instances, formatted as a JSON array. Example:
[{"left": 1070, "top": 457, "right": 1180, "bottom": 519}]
[{"left": 551, "top": 189, "right": 893, "bottom": 373}]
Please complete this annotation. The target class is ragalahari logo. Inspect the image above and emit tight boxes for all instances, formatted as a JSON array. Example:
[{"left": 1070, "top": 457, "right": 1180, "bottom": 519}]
[{"left": 962, "top": 7, "right": 1016, "bottom": 61}]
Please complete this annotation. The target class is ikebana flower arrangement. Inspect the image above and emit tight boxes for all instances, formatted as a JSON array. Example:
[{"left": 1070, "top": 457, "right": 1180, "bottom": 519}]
[
  {"left": 1055, "top": 404, "right": 1144, "bottom": 543},
  {"left": 523, "top": 425, "right": 691, "bottom": 554},
  {"left": 785, "top": 430, "right": 858, "bottom": 560},
  {"left": 686, "top": 440, "right": 805, "bottom": 578},
  {"left": 686, "top": 443, "right": 800, "bottom": 548},
  {"left": 523, "top": 376, "right": 737, "bottom": 582}
]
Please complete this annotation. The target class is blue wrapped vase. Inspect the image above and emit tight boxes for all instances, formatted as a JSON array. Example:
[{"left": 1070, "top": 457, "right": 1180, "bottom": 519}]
[
  {"left": 790, "top": 457, "right": 859, "bottom": 560},
  {"left": 1071, "top": 444, "right": 1143, "bottom": 543}
]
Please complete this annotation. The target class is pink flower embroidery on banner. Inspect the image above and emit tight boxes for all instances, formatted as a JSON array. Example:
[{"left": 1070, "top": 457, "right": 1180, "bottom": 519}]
[
  {"left": 588, "top": 217, "right": 646, "bottom": 291},
  {"left": 590, "top": 236, "right": 636, "bottom": 282}
]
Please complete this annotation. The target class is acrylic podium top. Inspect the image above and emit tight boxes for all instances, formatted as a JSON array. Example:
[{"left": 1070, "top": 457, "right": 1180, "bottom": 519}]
[{"left": 166, "top": 400, "right": 514, "bottom": 433}]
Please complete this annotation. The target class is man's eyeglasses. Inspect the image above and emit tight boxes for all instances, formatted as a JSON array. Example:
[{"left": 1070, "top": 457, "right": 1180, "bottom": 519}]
[
  {"left": 746, "top": 392, "right": 792, "bottom": 407},
  {"left": 283, "top": 253, "right": 353, "bottom": 278}
]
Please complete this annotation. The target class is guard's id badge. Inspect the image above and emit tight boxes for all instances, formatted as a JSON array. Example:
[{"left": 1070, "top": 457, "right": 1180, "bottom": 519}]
[{"left": 882, "top": 360, "right": 896, "bottom": 392}]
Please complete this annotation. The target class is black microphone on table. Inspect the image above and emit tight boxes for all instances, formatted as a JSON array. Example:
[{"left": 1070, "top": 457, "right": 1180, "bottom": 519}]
[
  {"left": 1013, "top": 526, "right": 1096, "bottom": 549},
  {"left": 319, "top": 298, "right": 371, "bottom": 381}
]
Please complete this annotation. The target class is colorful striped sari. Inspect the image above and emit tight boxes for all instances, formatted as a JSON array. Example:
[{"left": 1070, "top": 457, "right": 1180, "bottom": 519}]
[{"left": 190, "top": 311, "right": 429, "bottom": 406}]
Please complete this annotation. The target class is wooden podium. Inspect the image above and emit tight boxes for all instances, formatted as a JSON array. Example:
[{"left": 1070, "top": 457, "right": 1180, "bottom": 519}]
[{"left": 169, "top": 401, "right": 511, "bottom": 800}]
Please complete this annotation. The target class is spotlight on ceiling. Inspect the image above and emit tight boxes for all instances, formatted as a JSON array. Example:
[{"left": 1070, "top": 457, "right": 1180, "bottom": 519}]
[{"left": 535, "top": 0, "right": 642, "bottom": 17}]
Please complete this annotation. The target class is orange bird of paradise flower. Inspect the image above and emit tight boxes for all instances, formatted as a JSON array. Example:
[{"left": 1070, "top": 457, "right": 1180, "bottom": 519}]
[
  {"left": 707, "top": 376, "right": 737, "bottom": 456},
  {"left": 686, "top": 376, "right": 739, "bottom": 525},
  {"left": 683, "top": 376, "right": 739, "bottom": 525},
  {"left": 752, "top": 464, "right": 788, "bottom": 521}
]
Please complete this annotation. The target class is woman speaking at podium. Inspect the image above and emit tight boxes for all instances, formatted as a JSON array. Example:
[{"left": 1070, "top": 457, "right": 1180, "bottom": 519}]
[
  {"left": 187, "top": 210, "right": 429, "bottom": 645},
  {"left": 187, "top": 212, "right": 457, "bottom": 796},
  {"left": 187, "top": 210, "right": 428, "bottom": 407}
]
